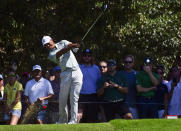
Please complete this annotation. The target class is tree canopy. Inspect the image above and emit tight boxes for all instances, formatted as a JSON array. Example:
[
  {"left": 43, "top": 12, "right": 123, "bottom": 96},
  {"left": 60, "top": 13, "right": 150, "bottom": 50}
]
[{"left": 0, "top": 0, "right": 180, "bottom": 73}]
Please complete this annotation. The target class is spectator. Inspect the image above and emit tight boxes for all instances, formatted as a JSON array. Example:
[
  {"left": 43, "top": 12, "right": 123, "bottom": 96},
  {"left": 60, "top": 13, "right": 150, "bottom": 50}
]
[
  {"left": 0, "top": 74, "right": 4, "bottom": 101},
  {"left": 22, "top": 65, "right": 54, "bottom": 124},
  {"left": 155, "top": 65, "right": 169, "bottom": 118},
  {"left": 119, "top": 55, "right": 138, "bottom": 119},
  {"left": 3, "top": 70, "right": 23, "bottom": 125},
  {"left": 0, "top": 74, "right": 4, "bottom": 123},
  {"left": 98, "top": 61, "right": 108, "bottom": 122},
  {"left": 167, "top": 66, "right": 181, "bottom": 116},
  {"left": 11, "top": 61, "right": 20, "bottom": 81},
  {"left": 42, "top": 36, "right": 83, "bottom": 124},
  {"left": 19, "top": 72, "right": 30, "bottom": 118},
  {"left": 44, "top": 69, "right": 55, "bottom": 81},
  {"left": 136, "top": 57, "right": 159, "bottom": 118},
  {"left": 173, "top": 56, "right": 181, "bottom": 76},
  {"left": 48, "top": 66, "right": 61, "bottom": 123},
  {"left": 99, "top": 61, "right": 108, "bottom": 75},
  {"left": 78, "top": 49, "right": 101, "bottom": 123},
  {"left": 97, "top": 59, "right": 133, "bottom": 121}
]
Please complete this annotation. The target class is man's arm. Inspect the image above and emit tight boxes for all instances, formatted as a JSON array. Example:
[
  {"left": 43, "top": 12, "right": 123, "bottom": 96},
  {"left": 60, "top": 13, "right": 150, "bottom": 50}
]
[
  {"left": 38, "top": 94, "right": 54, "bottom": 103},
  {"left": 24, "top": 95, "right": 31, "bottom": 105},
  {"left": 110, "top": 82, "right": 128, "bottom": 94},
  {"left": 97, "top": 82, "right": 109, "bottom": 97},
  {"left": 143, "top": 66, "right": 158, "bottom": 86},
  {"left": 136, "top": 85, "right": 156, "bottom": 93},
  {"left": 56, "top": 42, "right": 80, "bottom": 59}
]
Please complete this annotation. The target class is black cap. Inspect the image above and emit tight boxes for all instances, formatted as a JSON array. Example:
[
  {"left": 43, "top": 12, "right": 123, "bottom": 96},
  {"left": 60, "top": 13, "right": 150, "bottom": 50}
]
[{"left": 107, "top": 59, "right": 116, "bottom": 66}]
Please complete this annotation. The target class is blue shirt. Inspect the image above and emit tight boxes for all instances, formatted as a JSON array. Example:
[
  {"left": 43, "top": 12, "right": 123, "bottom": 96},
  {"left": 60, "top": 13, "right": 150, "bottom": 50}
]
[
  {"left": 119, "top": 70, "right": 137, "bottom": 107},
  {"left": 79, "top": 64, "right": 101, "bottom": 94},
  {"left": 49, "top": 80, "right": 60, "bottom": 112}
]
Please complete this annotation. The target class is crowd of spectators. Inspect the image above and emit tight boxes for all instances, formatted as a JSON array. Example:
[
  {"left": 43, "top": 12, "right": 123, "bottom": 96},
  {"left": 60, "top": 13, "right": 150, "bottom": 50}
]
[{"left": 0, "top": 51, "right": 181, "bottom": 125}]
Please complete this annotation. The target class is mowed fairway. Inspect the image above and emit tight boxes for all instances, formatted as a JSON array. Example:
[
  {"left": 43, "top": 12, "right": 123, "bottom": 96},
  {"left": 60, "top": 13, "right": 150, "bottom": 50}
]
[{"left": 0, "top": 119, "right": 180, "bottom": 131}]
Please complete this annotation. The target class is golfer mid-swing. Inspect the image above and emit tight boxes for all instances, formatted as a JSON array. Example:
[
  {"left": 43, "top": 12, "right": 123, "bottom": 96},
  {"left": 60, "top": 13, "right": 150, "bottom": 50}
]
[{"left": 42, "top": 36, "right": 83, "bottom": 124}]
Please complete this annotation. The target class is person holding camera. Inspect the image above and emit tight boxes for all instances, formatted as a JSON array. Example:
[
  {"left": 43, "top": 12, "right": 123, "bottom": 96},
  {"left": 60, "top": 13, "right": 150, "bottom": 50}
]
[
  {"left": 97, "top": 59, "right": 133, "bottom": 121},
  {"left": 136, "top": 57, "right": 159, "bottom": 118}
]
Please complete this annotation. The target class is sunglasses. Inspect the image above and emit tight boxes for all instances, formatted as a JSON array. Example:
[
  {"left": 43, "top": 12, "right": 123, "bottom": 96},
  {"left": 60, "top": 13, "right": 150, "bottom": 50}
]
[
  {"left": 124, "top": 61, "right": 133, "bottom": 64},
  {"left": 100, "top": 66, "right": 107, "bottom": 68}
]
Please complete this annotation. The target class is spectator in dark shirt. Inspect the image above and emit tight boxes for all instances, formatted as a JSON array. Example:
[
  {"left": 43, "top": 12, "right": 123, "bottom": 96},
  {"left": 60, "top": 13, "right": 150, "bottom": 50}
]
[{"left": 155, "top": 65, "right": 168, "bottom": 118}]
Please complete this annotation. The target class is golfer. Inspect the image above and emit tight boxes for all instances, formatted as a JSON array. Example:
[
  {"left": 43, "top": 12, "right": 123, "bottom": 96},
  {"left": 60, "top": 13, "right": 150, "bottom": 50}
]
[{"left": 42, "top": 36, "right": 83, "bottom": 124}]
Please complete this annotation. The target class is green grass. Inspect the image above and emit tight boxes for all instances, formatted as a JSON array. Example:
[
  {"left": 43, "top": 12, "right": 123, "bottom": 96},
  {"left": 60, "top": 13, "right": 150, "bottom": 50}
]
[{"left": 0, "top": 119, "right": 181, "bottom": 131}]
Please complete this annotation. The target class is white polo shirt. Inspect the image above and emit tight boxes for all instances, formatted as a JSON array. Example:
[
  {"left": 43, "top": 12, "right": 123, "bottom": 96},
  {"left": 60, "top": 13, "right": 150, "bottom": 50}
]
[
  {"left": 24, "top": 77, "right": 54, "bottom": 105},
  {"left": 48, "top": 40, "right": 80, "bottom": 72}
]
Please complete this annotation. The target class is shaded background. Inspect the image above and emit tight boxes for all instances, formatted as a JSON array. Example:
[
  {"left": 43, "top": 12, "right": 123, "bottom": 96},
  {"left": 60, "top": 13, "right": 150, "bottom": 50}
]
[{"left": 0, "top": 0, "right": 180, "bottom": 74}]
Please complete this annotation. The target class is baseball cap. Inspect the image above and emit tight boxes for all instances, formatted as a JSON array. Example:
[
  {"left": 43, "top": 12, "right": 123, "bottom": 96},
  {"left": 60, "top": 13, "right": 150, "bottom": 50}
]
[
  {"left": 32, "top": 65, "right": 42, "bottom": 71},
  {"left": 0, "top": 74, "right": 3, "bottom": 79},
  {"left": 53, "top": 66, "right": 61, "bottom": 72},
  {"left": 107, "top": 59, "right": 116, "bottom": 66},
  {"left": 82, "top": 48, "right": 92, "bottom": 54},
  {"left": 42, "top": 36, "right": 52, "bottom": 46},
  {"left": 144, "top": 57, "right": 152, "bottom": 64}
]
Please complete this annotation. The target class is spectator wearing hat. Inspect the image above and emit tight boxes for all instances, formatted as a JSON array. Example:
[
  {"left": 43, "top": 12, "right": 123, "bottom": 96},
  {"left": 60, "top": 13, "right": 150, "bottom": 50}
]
[
  {"left": 154, "top": 65, "right": 169, "bottom": 118},
  {"left": 166, "top": 66, "right": 181, "bottom": 116},
  {"left": 48, "top": 66, "right": 61, "bottom": 123},
  {"left": 0, "top": 74, "right": 4, "bottom": 123},
  {"left": 78, "top": 49, "right": 101, "bottom": 123},
  {"left": 42, "top": 36, "right": 83, "bottom": 124},
  {"left": 136, "top": 57, "right": 159, "bottom": 118},
  {"left": 119, "top": 55, "right": 138, "bottom": 119},
  {"left": 97, "top": 59, "right": 133, "bottom": 121},
  {"left": 23, "top": 65, "right": 54, "bottom": 124},
  {"left": 3, "top": 69, "right": 23, "bottom": 125}
]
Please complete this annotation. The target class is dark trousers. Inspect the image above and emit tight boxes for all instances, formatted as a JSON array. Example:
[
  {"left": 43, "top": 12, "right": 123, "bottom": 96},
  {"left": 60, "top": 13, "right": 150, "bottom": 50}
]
[
  {"left": 138, "top": 96, "right": 158, "bottom": 119},
  {"left": 102, "top": 101, "right": 130, "bottom": 121},
  {"left": 78, "top": 94, "right": 99, "bottom": 123}
]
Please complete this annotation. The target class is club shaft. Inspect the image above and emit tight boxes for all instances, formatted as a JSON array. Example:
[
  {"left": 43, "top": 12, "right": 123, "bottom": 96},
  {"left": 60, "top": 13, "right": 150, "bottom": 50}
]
[{"left": 82, "top": 11, "right": 104, "bottom": 41}]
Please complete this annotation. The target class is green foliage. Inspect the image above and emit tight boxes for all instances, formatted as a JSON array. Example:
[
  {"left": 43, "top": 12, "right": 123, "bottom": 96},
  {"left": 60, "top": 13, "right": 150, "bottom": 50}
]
[{"left": 0, "top": 0, "right": 180, "bottom": 74}]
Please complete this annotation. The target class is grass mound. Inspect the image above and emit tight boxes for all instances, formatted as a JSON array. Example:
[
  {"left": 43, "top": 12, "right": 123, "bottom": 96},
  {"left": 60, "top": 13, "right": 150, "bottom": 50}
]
[{"left": 0, "top": 119, "right": 180, "bottom": 131}]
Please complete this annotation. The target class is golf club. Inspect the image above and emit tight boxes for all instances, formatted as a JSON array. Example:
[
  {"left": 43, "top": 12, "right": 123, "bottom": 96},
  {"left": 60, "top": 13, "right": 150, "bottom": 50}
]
[{"left": 81, "top": 4, "right": 107, "bottom": 41}]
